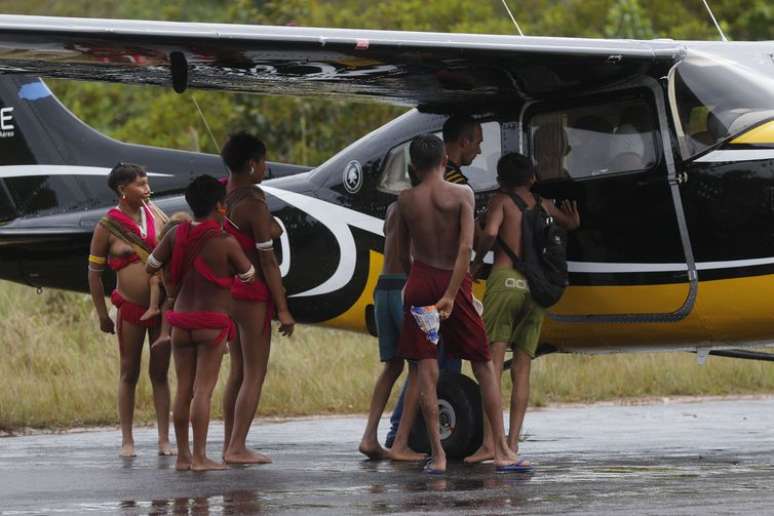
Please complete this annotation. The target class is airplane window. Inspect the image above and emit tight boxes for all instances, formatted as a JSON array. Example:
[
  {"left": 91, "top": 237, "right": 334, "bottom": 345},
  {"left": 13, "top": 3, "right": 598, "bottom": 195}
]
[
  {"left": 4, "top": 175, "right": 87, "bottom": 217},
  {"left": 377, "top": 122, "right": 501, "bottom": 194},
  {"left": 529, "top": 98, "right": 658, "bottom": 181},
  {"left": 670, "top": 50, "right": 774, "bottom": 158}
]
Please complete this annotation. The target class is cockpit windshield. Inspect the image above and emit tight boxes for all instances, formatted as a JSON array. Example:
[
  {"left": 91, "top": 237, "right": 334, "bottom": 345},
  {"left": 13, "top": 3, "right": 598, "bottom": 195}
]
[{"left": 669, "top": 47, "right": 774, "bottom": 158}]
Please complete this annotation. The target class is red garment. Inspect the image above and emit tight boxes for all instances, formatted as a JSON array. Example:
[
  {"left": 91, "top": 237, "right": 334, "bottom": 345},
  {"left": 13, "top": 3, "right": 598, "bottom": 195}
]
[
  {"left": 108, "top": 254, "right": 140, "bottom": 271},
  {"left": 232, "top": 279, "right": 275, "bottom": 334},
  {"left": 168, "top": 220, "right": 223, "bottom": 289},
  {"left": 110, "top": 290, "right": 160, "bottom": 353},
  {"left": 398, "top": 261, "right": 490, "bottom": 362},
  {"left": 106, "top": 205, "right": 157, "bottom": 271},
  {"left": 166, "top": 311, "right": 235, "bottom": 347},
  {"left": 194, "top": 256, "right": 234, "bottom": 289},
  {"left": 224, "top": 218, "right": 254, "bottom": 253},
  {"left": 224, "top": 218, "right": 274, "bottom": 333}
]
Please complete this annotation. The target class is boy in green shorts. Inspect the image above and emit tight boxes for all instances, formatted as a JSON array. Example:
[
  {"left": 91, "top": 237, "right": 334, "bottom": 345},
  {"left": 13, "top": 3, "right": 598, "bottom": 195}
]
[{"left": 465, "top": 153, "right": 579, "bottom": 464}]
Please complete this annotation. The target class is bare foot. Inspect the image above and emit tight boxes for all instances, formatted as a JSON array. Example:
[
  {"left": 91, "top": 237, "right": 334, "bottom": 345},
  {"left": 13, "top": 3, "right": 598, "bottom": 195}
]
[
  {"left": 224, "top": 448, "right": 272, "bottom": 465},
  {"left": 191, "top": 457, "right": 229, "bottom": 472},
  {"left": 176, "top": 454, "right": 192, "bottom": 471},
  {"left": 358, "top": 440, "right": 387, "bottom": 460},
  {"left": 140, "top": 307, "right": 161, "bottom": 322},
  {"left": 119, "top": 443, "right": 136, "bottom": 458},
  {"left": 158, "top": 441, "right": 177, "bottom": 456},
  {"left": 150, "top": 335, "right": 171, "bottom": 349},
  {"left": 464, "top": 445, "right": 494, "bottom": 464},
  {"left": 386, "top": 446, "right": 427, "bottom": 462}
]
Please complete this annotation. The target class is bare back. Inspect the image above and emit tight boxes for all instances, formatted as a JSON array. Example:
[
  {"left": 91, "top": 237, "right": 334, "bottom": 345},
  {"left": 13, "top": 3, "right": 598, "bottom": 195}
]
[
  {"left": 399, "top": 175, "right": 474, "bottom": 271},
  {"left": 171, "top": 232, "right": 241, "bottom": 314},
  {"left": 491, "top": 191, "right": 537, "bottom": 270},
  {"left": 381, "top": 202, "right": 404, "bottom": 274}
]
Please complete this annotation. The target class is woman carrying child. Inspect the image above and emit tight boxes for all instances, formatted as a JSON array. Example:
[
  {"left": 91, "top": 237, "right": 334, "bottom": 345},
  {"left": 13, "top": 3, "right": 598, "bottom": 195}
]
[
  {"left": 146, "top": 175, "right": 256, "bottom": 471},
  {"left": 87, "top": 162, "right": 174, "bottom": 458}
]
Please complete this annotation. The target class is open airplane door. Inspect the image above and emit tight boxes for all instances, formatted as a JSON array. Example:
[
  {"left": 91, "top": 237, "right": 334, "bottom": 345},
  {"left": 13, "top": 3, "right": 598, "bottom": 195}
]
[{"left": 524, "top": 77, "right": 698, "bottom": 324}]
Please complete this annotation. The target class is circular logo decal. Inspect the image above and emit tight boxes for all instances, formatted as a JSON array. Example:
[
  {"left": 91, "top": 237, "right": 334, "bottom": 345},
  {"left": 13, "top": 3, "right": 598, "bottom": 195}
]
[{"left": 343, "top": 160, "right": 363, "bottom": 194}]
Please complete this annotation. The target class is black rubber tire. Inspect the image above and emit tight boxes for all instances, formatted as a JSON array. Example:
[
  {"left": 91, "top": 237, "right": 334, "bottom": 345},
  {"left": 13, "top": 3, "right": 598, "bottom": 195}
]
[{"left": 408, "top": 371, "right": 483, "bottom": 459}]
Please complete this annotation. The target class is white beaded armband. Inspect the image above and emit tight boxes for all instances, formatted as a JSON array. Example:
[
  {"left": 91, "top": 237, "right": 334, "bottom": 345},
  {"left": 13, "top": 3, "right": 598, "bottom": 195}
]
[
  {"left": 146, "top": 253, "right": 163, "bottom": 269},
  {"left": 255, "top": 240, "right": 273, "bottom": 252},
  {"left": 238, "top": 265, "right": 256, "bottom": 283}
]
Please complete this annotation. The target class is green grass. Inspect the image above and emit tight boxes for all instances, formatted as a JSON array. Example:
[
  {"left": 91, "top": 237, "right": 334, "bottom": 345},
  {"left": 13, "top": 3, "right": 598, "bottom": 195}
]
[{"left": 3, "top": 281, "right": 774, "bottom": 432}]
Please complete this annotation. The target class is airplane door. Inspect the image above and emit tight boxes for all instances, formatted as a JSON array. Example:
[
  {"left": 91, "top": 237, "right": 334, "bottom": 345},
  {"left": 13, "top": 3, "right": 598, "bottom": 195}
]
[{"left": 522, "top": 81, "right": 697, "bottom": 322}]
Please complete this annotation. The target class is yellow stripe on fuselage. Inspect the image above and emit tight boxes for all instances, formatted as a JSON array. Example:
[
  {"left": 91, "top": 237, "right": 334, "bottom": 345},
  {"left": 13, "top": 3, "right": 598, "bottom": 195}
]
[
  {"left": 323, "top": 250, "right": 384, "bottom": 332},
  {"left": 321, "top": 251, "right": 774, "bottom": 351},
  {"left": 731, "top": 120, "right": 774, "bottom": 145}
]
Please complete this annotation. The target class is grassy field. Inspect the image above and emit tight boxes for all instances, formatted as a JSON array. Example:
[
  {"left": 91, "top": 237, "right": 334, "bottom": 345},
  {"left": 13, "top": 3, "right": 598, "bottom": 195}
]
[{"left": 3, "top": 281, "right": 774, "bottom": 432}]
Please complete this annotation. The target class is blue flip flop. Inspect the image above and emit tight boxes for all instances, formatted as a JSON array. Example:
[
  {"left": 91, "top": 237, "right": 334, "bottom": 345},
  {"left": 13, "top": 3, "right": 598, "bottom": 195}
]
[
  {"left": 495, "top": 458, "right": 532, "bottom": 474},
  {"left": 423, "top": 457, "right": 445, "bottom": 475}
]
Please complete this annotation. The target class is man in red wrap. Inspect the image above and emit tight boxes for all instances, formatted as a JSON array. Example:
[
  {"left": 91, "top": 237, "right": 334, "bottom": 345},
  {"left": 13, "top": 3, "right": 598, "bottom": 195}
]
[
  {"left": 395, "top": 135, "right": 525, "bottom": 474},
  {"left": 146, "top": 175, "right": 255, "bottom": 472}
]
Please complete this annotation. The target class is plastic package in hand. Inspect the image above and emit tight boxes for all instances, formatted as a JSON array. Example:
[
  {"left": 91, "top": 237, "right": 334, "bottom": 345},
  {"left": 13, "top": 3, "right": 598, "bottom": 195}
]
[{"left": 410, "top": 305, "right": 440, "bottom": 345}]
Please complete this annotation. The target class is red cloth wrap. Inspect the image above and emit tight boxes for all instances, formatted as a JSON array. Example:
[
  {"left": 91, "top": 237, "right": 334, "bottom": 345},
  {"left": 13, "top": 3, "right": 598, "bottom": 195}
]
[
  {"left": 224, "top": 220, "right": 254, "bottom": 253},
  {"left": 166, "top": 311, "right": 235, "bottom": 347},
  {"left": 168, "top": 221, "right": 222, "bottom": 289},
  {"left": 108, "top": 254, "right": 140, "bottom": 271},
  {"left": 106, "top": 205, "right": 157, "bottom": 271},
  {"left": 110, "top": 290, "right": 159, "bottom": 353},
  {"left": 232, "top": 279, "right": 275, "bottom": 334},
  {"left": 194, "top": 256, "right": 234, "bottom": 290},
  {"left": 398, "top": 261, "right": 490, "bottom": 362}
]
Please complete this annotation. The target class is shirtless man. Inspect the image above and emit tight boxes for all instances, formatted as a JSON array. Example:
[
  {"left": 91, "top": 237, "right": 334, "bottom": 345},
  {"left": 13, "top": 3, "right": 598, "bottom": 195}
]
[
  {"left": 385, "top": 116, "right": 478, "bottom": 446},
  {"left": 358, "top": 199, "right": 425, "bottom": 462},
  {"left": 147, "top": 175, "right": 256, "bottom": 472},
  {"left": 396, "top": 134, "right": 521, "bottom": 474},
  {"left": 466, "top": 152, "right": 579, "bottom": 464}
]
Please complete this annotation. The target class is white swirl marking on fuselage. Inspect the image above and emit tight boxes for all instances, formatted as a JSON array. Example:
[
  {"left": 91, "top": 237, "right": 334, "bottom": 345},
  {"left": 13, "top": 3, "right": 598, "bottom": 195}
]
[{"left": 262, "top": 186, "right": 383, "bottom": 298}]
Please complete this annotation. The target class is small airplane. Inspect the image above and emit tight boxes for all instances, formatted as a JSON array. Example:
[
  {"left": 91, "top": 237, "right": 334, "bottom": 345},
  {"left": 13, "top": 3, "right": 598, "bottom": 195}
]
[{"left": 0, "top": 14, "right": 773, "bottom": 456}]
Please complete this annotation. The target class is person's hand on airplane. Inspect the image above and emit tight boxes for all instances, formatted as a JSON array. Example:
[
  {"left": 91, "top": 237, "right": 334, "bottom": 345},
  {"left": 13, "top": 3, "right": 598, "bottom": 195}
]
[
  {"left": 559, "top": 200, "right": 580, "bottom": 229},
  {"left": 277, "top": 310, "right": 295, "bottom": 337},
  {"left": 99, "top": 315, "right": 115, "bottom": 334},
  {"left": 435, "top": 296, "right": 455, "bottom": 320}
]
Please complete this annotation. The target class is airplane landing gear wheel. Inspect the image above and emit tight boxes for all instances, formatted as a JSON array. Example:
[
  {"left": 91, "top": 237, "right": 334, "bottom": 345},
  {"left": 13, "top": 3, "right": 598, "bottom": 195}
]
[{"left": 408, "top": 371, "right": 483, "bottom": 459}]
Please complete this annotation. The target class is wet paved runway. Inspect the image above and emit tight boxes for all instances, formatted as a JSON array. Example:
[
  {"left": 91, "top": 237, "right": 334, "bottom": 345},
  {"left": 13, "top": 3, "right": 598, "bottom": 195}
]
[{"left": 3, "top": 398, "right": 774, "bottom": 514}]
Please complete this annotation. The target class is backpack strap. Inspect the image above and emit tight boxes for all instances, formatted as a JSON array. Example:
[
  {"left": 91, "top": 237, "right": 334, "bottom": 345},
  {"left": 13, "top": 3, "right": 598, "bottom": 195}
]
[
  {"left": 499, "top": 189, "right": 542, "bottom": 212},
  {"left": 496, "top": 233, "right": 523, "bottom": 271}
]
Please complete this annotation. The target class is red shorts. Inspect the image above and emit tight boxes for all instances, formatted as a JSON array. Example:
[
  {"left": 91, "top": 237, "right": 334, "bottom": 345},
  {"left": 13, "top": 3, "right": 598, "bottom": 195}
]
[
  {"left": 110, "top": 290, "right": 160, "bottom": 328},
  {"left": 166, "top": 311, "right": 235, "bottom": 347},
  {"left": 398, "top": 261, "right": 490, "bottom": 362}
]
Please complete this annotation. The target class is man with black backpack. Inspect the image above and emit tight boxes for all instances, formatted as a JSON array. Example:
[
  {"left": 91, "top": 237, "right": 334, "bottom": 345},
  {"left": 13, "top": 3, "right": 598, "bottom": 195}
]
[{"left": 465, "top": 152, "right": 580, "bottom": 465}]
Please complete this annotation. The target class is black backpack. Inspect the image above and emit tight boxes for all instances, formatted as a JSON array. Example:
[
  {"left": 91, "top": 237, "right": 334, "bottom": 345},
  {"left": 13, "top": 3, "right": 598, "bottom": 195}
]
[{"left": 496, "top": 191, "right": 568, "bottom": 308}]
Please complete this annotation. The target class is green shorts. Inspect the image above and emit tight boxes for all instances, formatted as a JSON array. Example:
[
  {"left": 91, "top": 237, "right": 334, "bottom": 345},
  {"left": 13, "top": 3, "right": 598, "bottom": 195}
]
[{"left": 483, "top": 268, "right": 545, "bottom": 358}]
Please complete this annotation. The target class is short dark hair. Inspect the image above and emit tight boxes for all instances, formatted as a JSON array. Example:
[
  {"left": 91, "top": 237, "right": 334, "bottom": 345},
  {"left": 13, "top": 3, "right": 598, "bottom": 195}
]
[
  {"left": 442, "top": 115, "right": 477, "bottom": 144},
  {"left": 497, "top": 153, "right": 534, "bottom": 187},
  {"left": 107, "top": 162, "right": 146, "bottom": 195},
  {"left": 221, "top": 131, "right": 266, "bottom": 174},
  {"left": 409, "top": 134, "right": 445, "bottom": 173},
  {"left": 185, "top": 175, "right": 226, "bottom": 218}
]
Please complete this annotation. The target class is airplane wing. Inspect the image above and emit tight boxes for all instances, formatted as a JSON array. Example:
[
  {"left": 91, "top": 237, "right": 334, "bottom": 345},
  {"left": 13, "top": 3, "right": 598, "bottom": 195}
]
[{"left": 0, "top": 14, "right": 685, "bottom": 109}]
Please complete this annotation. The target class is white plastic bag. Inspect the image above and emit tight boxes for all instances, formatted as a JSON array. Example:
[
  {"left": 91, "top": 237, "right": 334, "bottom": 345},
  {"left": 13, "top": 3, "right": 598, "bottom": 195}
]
[{"left": 410, "top": 305, "right": 440, "bottom": 345}]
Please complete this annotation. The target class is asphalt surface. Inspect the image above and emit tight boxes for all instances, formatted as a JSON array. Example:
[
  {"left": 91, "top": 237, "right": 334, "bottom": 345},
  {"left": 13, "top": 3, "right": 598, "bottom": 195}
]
[{"left": 3, "top": 398, "right": 774, "bottom": 515}]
